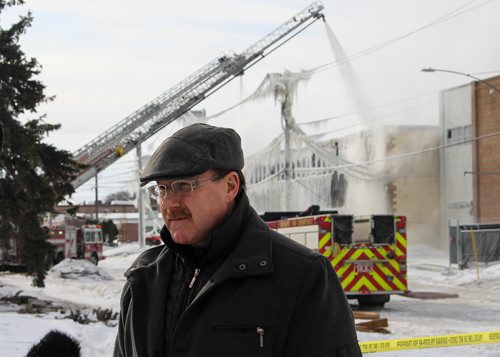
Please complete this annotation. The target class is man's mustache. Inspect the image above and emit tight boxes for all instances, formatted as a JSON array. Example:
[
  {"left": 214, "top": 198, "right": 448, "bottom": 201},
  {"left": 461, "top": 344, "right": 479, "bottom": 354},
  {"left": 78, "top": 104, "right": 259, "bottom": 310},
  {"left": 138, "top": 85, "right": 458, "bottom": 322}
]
[{"left": 165, "top": 208, "right": 191, "bottom": 220}]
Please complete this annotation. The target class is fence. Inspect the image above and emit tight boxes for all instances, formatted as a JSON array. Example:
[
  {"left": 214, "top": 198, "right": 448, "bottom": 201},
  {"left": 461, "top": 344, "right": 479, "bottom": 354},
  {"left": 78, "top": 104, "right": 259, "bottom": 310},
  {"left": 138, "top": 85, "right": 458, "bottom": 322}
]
[{"left": 449, "top": 222, "right": 500, "bottom": 268}]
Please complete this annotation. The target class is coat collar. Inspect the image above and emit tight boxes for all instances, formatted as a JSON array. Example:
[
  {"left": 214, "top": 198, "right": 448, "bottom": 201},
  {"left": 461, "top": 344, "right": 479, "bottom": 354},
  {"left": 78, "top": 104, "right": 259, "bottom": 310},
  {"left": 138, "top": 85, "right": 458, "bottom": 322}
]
[
  {"left": 190, "top": 195, "right": 275, "bottom": 305},
  {"left": 157, "top": 192, "right": 274, "bottom": 276},
  {"left": 127, "top": 193, "right": 275, "bottom": 292}
]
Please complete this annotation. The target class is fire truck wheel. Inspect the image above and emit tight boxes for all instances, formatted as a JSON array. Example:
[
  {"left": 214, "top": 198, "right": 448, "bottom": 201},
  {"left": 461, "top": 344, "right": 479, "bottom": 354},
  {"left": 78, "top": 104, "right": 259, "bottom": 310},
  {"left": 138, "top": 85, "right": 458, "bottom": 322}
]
[
  {"left": 54, "top": 252, "right": 65, "bottom": 265},
  {"left": 90, "top": 253, "right": 98, "bottom": 266},
  {"left": 357, "top": 294, "right": 390, "bottom": 308},
  {"left": 45, "top": 253, "right": 55, "bottom": 269}
]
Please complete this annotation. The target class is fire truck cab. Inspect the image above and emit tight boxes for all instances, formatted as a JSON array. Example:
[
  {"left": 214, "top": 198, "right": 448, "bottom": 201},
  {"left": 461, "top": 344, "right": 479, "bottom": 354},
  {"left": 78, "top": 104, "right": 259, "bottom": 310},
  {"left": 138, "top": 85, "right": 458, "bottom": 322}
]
[
  {"left": 263, "top": 210, "right": 408, "bottom": 307},
  {"left": 47, "top": 215, "right": 104, "bottom": 265}
]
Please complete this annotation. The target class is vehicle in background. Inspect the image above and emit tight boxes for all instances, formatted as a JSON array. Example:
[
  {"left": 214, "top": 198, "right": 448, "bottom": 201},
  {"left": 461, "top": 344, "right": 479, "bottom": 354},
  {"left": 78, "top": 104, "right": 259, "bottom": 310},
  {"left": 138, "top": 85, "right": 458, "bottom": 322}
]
[
  {"left": 47, "top": 215, "right": 104, "bottom": 265},
  {"left": 263, "top": 208, "right": 408, "bottom": 308},
  {"left": 145, "top": 228, "right": 163, "bottom": 246}
]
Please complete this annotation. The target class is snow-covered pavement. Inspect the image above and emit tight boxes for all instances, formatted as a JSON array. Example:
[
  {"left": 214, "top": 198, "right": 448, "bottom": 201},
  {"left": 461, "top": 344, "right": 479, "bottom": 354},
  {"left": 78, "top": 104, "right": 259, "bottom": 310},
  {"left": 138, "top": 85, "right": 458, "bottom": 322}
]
[{"left": 1, "top": 243, "right": 499, "bottom": 356}]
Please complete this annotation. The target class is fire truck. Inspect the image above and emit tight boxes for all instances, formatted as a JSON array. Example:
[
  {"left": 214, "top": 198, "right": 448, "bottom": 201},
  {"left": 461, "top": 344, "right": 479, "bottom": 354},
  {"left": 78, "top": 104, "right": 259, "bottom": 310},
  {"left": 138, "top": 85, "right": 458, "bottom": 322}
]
[
  {"left": 263, "top": 209, "right": 408, "bottom": 307},
  {"left": 47, "top": 215, "right": 105, "bottom": 265}
]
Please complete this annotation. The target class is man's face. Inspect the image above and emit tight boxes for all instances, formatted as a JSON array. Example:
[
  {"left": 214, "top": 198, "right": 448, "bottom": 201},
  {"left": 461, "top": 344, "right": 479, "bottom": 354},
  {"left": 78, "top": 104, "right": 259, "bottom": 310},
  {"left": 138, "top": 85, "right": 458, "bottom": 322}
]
[{"left": 156, "top": 170, "right": 239, "bottom": 247}]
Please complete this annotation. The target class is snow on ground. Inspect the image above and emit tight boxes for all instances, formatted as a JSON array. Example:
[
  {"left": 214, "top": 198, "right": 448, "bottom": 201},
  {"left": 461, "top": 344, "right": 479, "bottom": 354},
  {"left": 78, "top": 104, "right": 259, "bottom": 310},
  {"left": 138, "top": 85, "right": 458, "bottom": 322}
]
[
  {"left": 357, "top": 245, "right": 500, "bottom": 356},
  {"left": 1, "top": 243, "right": 499, "bottom": 356}
]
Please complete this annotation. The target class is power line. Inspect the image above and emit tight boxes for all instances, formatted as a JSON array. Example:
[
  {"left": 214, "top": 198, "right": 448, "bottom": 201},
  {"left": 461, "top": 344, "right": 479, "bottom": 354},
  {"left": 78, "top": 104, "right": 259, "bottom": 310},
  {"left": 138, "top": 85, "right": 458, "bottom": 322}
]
[
  {"left": 297, "top": 130, "right": 500, "bottom": 173},
  {"left": 300, "top": 100, "right": 437, "bottom": 138},
  {"left": 285, "top": 171, "right": 330, "bottom": 205},
  {"left": 297, "top": 91, "right": 437, "bottom": 127},
  {"left": 308, "top": 0, "right": 497, "bottom": 75},
  {"left": 296, "top": 87, "right": 474, "bottom": 136}
]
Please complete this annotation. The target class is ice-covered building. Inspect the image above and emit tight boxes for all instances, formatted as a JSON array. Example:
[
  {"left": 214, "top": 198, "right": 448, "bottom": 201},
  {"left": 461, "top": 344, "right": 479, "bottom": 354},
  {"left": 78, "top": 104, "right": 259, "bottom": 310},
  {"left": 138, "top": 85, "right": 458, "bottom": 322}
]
[{"left": 244, "top": 124, "right": 441, "bottom": 248}]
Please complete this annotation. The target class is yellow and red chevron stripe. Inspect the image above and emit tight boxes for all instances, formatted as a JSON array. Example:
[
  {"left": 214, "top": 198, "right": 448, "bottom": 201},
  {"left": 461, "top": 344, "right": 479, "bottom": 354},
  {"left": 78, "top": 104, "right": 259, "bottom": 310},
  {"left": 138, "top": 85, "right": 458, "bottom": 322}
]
[
  {"left": 318, "top": 216, "right": 332, "bottom": 259},
  {"left": 395, "top": 216, "right": 407, "bottom": 257},
  {"left": 332, "top": 248, "right": 407, "bottom": 293}
]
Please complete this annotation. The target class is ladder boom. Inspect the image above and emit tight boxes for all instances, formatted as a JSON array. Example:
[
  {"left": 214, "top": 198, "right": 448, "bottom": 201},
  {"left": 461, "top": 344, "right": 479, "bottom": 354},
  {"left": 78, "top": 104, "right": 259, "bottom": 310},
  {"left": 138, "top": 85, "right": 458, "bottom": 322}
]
[{"left": 72, "top": 2, "right": 325, "bottom": 189}]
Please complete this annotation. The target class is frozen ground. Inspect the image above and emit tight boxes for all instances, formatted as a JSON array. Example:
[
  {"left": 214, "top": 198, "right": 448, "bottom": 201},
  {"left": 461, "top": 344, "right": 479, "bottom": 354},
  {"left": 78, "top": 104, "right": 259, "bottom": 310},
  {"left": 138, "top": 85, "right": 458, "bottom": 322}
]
[{"left": 1, "top": 243, "right": 499, "bottom": 356}]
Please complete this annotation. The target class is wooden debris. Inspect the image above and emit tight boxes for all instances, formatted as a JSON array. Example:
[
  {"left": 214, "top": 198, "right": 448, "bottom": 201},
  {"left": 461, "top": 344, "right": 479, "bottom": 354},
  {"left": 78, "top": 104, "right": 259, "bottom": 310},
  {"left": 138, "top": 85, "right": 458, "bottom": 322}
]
[
  {"left": 354, "top": 310, "right": 390, "bottom": 333},
  {"left": 353, "top": 311, "right": 380, "bottom": 320},
  {"left": 355, "top": 318, "right": 389, "bottom": 333},
  {"left": 403, "top": 290, "right": 459, "bottom": 299}
]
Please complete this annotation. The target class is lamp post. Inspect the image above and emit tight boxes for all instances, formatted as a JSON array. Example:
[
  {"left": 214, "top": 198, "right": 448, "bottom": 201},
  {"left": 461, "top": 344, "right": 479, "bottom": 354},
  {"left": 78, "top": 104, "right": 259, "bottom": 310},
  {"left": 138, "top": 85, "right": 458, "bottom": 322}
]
[{"left": 421, "top": 67, "right": 500, "bottom": 94}]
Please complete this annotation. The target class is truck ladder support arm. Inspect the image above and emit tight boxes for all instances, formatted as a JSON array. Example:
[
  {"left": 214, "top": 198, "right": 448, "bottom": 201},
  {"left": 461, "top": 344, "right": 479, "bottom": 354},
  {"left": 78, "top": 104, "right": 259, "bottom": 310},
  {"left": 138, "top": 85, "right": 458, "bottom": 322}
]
[{"left": 71, "top": 1, "right": 325, "bottom": 189}]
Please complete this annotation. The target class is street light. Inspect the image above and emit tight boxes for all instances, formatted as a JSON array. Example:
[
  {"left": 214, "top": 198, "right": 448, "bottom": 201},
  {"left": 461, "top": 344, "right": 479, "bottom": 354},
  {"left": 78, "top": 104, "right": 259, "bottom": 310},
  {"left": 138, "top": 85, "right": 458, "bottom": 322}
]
[{"left": 421, "top": 67, "right": 500, "bottom": 95}]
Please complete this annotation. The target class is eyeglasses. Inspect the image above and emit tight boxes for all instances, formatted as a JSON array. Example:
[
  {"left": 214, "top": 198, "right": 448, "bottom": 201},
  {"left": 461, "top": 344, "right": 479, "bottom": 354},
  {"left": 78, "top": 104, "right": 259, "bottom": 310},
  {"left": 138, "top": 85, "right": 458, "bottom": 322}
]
[{"left": 147, "top": 175, "right": 221, "bottom": 200}]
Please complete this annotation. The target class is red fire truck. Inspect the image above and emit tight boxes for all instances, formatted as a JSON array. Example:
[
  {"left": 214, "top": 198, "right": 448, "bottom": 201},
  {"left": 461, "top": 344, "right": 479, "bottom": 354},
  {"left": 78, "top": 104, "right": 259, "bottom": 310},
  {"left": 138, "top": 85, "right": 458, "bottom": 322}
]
[
  {"left": 47, "top": 215, "right": 105, "bottom": 265},
  {"left": 263, "top": 210, "right": 408, "bottom": 307}
]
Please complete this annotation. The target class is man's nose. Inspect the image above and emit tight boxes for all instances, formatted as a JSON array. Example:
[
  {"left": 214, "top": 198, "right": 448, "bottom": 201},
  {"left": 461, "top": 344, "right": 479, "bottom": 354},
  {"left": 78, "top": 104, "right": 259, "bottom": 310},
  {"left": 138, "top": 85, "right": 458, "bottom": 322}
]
[{"left": 159, "top": 193, "right": 181, "bottom": 208}]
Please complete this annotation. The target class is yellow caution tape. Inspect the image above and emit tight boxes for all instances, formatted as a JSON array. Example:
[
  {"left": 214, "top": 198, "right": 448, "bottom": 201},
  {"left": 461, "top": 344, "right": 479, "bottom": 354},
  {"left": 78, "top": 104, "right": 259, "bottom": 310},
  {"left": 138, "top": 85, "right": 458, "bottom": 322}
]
[{"left": 359, "top": 331, "right": 500, "bottom": 353}]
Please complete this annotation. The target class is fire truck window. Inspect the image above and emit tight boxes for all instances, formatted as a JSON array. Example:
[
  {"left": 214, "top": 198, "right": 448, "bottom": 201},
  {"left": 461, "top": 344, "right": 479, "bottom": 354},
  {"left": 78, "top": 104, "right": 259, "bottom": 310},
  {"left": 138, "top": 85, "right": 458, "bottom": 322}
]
[
  {"left": 333, "top": 216, "right": 353, "bottom": 244},
  {"left": 96, "top": 231, "right": 103, "bottom": 242},
  {"left": 306, "top": 232, "right": 319, "bottom": 250},
  {"left": 290, "top": 233, "right": 306, "bottom": 247},
  {"left": 353, "top": 218, "right": 371, "bottom": 243},
  {"left": 372, "top": 215, "right": 395, "bottom": 244},
  {"left": 85, "top": 231, "right": 98, "bottom": 243}
]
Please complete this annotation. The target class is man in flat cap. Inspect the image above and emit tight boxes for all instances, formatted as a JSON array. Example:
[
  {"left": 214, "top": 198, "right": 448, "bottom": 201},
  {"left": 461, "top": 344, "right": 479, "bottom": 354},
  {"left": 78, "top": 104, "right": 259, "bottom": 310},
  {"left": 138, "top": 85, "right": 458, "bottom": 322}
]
[{"left": 114, "top": 123, "right": 361, "bottom": 357}]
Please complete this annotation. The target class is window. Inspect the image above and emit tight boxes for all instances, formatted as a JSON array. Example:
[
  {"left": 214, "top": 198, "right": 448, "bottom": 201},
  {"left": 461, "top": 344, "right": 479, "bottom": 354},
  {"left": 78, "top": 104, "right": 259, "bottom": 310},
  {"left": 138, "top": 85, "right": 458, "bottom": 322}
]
[
  {"left": 84, "top": 230, "right": 100, "bottom": 243},
  {"left": 446, "top": 125, "right": 471, "bottom": 144}
]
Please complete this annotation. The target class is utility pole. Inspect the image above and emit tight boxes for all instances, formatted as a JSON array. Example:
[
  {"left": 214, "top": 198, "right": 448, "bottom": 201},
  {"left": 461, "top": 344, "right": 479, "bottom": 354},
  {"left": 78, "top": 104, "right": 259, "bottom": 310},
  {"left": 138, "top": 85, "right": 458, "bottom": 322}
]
[
  {"left": 94, "top": 173, "right": 99, "bottom": 222},
  {"left": 273, "top": 70, "right": 310, "bottom": 210},
  {"left": 137, "top": 144, "right": 145, "bottom": 247},
  {"left": 281, "top": 82, "right": 293, "bottom": 211}
]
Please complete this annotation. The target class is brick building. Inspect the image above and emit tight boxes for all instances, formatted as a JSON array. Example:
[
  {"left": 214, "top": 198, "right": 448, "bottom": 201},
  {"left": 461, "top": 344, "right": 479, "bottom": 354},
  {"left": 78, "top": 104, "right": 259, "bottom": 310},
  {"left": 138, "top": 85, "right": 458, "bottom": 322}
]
[
  {"left": 472, "top": 76, "right": 500, "bottom": 222},
  {"left": 440, "top": 75, "right": 500, "bottom": 229}
]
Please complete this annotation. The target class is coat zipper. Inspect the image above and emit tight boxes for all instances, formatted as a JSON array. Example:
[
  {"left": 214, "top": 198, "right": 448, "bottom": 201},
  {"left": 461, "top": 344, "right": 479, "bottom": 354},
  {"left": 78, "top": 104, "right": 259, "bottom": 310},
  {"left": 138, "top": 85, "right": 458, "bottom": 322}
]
[
  {"left": 213, "top": 326, "right": 265, "bottom": 348},
  {"left": 257, "top": 326, "right": 264, "bottom": 348},
  {"left": 189, "top": 268, "right": 200, "bottom": 288}
]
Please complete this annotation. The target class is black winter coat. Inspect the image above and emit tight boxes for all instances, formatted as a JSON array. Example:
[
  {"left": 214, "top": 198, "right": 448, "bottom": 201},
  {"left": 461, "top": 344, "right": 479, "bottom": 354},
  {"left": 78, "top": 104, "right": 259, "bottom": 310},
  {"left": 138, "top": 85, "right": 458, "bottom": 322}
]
[{"left": 114, "top": 194, "right": 361, "bottom": 357}]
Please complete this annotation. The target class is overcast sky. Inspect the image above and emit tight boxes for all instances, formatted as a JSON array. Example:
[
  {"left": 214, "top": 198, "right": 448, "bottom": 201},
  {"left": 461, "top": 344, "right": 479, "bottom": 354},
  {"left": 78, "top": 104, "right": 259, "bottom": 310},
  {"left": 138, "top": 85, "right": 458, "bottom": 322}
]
[{"left": 3, "top": 0, "right": 500, "bottom": 202}]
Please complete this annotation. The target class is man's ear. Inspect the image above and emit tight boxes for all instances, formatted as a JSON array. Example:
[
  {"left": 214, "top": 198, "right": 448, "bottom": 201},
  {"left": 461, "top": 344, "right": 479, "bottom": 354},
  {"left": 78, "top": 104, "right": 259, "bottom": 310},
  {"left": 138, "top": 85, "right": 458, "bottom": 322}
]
[{"left": 225, "top": 171, "right": 240, "bottom": 201}]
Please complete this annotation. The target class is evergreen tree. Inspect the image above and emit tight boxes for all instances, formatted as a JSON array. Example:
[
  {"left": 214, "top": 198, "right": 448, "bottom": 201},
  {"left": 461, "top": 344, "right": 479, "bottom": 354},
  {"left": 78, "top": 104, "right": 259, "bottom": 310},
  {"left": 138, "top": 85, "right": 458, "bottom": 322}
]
[
  {"left": 100, "top": 219, "right": 119, "bottom": 245},
  {"left": 0, "top": 0, "right": 81, "bottom": 287}
]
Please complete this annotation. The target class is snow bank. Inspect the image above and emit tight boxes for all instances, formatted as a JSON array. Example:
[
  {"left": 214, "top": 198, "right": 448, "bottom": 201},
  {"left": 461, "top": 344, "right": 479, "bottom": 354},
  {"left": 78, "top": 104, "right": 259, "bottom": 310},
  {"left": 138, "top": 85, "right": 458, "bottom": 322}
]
[
  {"left": 48, "top": 259, "right": 113, "bottom": 281},
  {"left": 103, "top": 242, "right": 147, "bottom": 258}
]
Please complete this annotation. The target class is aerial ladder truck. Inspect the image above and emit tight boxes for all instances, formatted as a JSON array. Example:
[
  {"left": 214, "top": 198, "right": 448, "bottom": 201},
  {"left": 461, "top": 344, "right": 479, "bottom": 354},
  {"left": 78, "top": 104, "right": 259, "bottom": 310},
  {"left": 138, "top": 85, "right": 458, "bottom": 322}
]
[{"left": 71, "top": 2, "right": 325, "bottom": 189}]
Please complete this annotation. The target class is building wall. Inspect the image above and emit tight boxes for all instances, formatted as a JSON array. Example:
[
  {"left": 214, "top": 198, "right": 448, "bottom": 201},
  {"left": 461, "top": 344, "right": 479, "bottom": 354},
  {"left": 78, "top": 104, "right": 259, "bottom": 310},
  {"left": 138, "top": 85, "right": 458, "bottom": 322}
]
[
  {"left": 384, "top": 126, "right": 441, "bottom": 248},
  {"left": 116, "top": 222, "right": 139, "bottom": 242},
  {"left": 440, "top": 84, "right": 474, "bottom": 231},
  {"left": 474, "top": 76, "right": 500, "bottom": 222}
]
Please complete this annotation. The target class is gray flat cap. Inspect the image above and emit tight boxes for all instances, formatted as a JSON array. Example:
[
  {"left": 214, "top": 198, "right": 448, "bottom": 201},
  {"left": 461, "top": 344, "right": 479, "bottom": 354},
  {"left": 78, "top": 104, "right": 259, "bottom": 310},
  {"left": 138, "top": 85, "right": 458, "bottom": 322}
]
[{"left": 140, "top": 123, "right": 244, "bottom": 186}]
